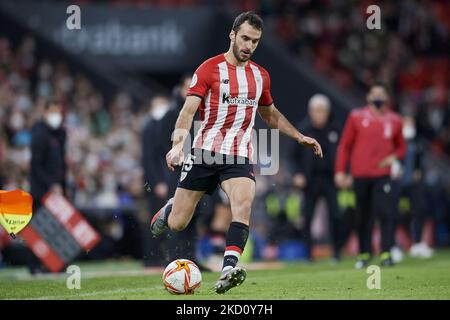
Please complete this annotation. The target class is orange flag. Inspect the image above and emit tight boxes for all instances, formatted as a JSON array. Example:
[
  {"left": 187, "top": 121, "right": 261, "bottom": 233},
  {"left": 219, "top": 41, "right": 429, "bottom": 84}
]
[{"left": 0, "top": 190, "right": 33, "bottom": 239}]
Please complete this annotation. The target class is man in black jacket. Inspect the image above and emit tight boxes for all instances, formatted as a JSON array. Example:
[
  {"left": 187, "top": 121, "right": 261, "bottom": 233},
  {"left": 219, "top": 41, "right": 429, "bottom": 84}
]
[
  {"left": 25, "top": 101, "right": 66, "bottom": 273},
  {"left": 396, "top": 116, "right": 434, "bottom": 258},
  {"left": 30, "top": 101, "right": 66, "bottom": 209},
  {"left": 290, "top": 94, "right": 341, "bottom": 261},
  {"left": 159, "top": 75, "right": 211, "bottom": 270},
  {"left": 142, "top": 75, "right": 210, "bottom": 270},
  {"left": 142, "top": 94, "right": 172, "bottom": 266}
]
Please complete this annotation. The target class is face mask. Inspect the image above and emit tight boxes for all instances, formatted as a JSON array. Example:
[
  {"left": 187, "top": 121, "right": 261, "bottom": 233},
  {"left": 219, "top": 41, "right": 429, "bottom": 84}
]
[
  {"left": 46, "top": 112, "right": 63, "bottom": 129},
  {"left": 403, "top": 126, "right": 416, "bottom": 140},
  {"left": 152, "top": 105, "right": 169, "bottom": 121},
  {"left": 371, "top": 99, "right": 386, "bottom": 109}
]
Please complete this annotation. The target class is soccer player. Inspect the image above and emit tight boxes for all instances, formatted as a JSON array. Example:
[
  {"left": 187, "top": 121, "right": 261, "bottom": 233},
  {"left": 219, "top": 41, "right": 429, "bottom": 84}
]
[
  {"left": 150, "top": 11, "right": 323, "bottom": 294},
  {"left": 335, "top": 82, "right": 407, "bottom": 269}
]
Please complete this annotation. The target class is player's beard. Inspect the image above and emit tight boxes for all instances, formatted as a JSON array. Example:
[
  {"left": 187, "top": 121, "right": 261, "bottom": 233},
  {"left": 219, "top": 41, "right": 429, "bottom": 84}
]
[{"left": 232, "top": 42, "right": 252, "bottom": 63}]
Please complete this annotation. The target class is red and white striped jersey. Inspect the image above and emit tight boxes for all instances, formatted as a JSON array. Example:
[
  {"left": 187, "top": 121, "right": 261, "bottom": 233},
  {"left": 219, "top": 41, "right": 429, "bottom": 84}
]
[{"left": 187, "top": 53, "right": 273, "bottom": 159}]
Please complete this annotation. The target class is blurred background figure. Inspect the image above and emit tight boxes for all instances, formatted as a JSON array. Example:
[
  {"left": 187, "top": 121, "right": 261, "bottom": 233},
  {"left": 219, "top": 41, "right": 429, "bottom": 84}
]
[
  {"left": 141, "top": 94, "right": 172, "bottom": 266},
  {"left": 262, "top": 167, "right": 303, "bottom": 258},
  {"left": 290, "top": 94, "right": 341, "bottom": 262},
  {"left": 202, "top": 190, "right": 232, "bottom": 267},
  {"left": 395, "top": 116, "right": 434, "bottom": 259},
  {"left": 0, "top": 129, "right": 6, "bottom": 189},
  {"left": 30, "top": 100, "right": 66, "bottom": 209},
  {"left": 142, "top": 77, "right": 210, "bottom": 270},
  {"left": 162, "top": 74, "right": 211, "bottom": 271},
  {"left": 13, "top": 99, "right": 66, "bottom": 273},
  {"left": 335, "top": 83, "right": 407, "bottom": 269}
]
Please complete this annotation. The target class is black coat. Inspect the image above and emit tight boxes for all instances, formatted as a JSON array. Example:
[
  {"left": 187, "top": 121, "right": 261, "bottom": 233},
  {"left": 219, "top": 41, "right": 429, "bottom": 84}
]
[
  {"left": 159, "top": 92, "right": 198, "bottom": 193},
  {"left": 142, "top": 117, "right": 169, "bottom": 188},
  {"left": 142, "top": 92, "right": 200, "bottom": 195},
  {"left": 290, "top": 118, "right": 341, "bottom": 183},
  {"left": 30, "top": 121, "right": 66, "bottom": 202}
]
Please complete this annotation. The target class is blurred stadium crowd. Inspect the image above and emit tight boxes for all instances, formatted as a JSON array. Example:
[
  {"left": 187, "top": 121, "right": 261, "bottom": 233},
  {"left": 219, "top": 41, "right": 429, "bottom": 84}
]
[
  {"left": 0, "top": 35, "right": 144, "bottom": 207},
  {"left": 268, "top": 0, "right": 450, "bottom": 153},
  {"left": 0, "top": 0, "right": 449, "bottom": 269}
]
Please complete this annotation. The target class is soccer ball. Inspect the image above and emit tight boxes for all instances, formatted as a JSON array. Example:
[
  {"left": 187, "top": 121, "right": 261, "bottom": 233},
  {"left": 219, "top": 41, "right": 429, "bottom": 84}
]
[{"left": 162, "top": 259, "right": 202, "bottom": 294}]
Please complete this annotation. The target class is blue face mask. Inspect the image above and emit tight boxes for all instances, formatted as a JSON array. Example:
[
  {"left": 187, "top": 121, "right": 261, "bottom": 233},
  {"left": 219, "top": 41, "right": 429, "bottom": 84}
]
[{"left": 372, "top": 99, "right": 386, "bottom": 109}]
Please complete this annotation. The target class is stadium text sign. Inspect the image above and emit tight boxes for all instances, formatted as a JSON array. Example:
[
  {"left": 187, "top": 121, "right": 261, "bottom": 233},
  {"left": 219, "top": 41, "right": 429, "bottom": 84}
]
[{"left": 0, "top": 2, "right": 217, "bottom": 71}]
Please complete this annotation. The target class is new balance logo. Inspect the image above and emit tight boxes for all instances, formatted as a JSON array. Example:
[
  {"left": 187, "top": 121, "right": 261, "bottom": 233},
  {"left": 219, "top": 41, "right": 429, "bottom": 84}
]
[
  {"left": 222, "top": 93, "right": 257, "bottom": 107},
  {"left": 222, "top": 79, "right": 229, "bottom": 84}
]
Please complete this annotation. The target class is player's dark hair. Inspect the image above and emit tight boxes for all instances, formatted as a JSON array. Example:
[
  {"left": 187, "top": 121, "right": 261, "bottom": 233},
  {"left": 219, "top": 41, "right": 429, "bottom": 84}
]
[{"left": 232, "top": 11, "right": 263, "bottom": 33}]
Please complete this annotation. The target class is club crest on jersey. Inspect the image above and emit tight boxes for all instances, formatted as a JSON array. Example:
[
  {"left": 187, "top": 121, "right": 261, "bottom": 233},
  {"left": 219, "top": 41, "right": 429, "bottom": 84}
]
[
  {"left": 384, "top": 123, "right": 392, "bottom": 138},
  {"left": 189, "top": 74, "right": 198, "bottom": 88},
  {"left": 222, "top": 93, "right": 257, "bottom": 107}
]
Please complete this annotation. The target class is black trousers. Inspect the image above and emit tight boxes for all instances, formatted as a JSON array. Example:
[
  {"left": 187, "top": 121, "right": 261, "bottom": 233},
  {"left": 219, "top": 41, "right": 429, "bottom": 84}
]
[
  {"left": 303, "top": 177, "right": 340, "bottom": 259},
  {"left": 394, "top": 181, "right": 428, "bottom": 243},
  {"left": 353, "top": 176, "right": 395, "bottom": 255}
]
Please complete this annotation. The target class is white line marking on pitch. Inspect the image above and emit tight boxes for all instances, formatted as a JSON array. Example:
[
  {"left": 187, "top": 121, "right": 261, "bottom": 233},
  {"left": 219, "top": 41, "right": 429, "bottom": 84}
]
[{"left": 19, "top": 286, "right": 163, "bottom": 300}]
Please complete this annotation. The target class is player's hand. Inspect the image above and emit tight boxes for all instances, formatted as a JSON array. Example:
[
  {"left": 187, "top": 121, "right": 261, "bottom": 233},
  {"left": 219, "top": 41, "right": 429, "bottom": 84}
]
[
  {"left": 166, "top": 144, "right": 184, "bottom": 171},
  {"left": 292, "top": 173, "right": 307, "bottom": 189},
  {"left": 154, "top": 182, "right": 169, "bottom": 199},
  {"left": 379, "top": 155, "right": 397, "bottom": 168},
  {"left": 346, "top": 175, "right": 353, "bottom": 188},
  {"left": 298, "top": 136, "right": 323, "bottom": 158},
  {"left": 335, "top": 173, "right": 352, "bottom": 189},
  {"left": 50, "top": 184, "right": 63, "bottom": 195}
]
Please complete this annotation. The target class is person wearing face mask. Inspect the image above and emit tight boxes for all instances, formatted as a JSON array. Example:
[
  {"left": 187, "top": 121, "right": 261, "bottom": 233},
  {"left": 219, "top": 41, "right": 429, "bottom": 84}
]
[
  {"left": 141, "top": 83, "right": 211, "bottom": 271},
  {"left": 141, "top": 95, "right": 172, "bottom": 266},
  {"left": 30, "top": 100, "right": 66, "bottom": 210},
  {"left": 335, "top": 82, "right": 407, "bottom": 268},
  {"left": 142, "top": 95, "right": 171, "bottom": 202},
  {"left": 162, "top": 75, "right": 212, "bottom": 272}
]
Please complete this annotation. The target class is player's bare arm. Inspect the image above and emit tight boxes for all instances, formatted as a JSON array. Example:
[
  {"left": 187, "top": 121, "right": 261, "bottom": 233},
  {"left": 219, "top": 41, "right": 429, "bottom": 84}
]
[
  {"left": 166, "top": 95, "right": 201, "bottom": 171},
  {"left": 257, "top": 104, "right": 323, "bottom": 158}
]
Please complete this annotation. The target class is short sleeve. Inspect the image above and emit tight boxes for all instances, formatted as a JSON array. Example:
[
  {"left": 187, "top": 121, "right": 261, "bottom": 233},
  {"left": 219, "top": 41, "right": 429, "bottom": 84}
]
[
  {"left": 258, "top": 69, "right": 273, "bottom": 106},
  {"left": 187, "top": 62, "right": 211, "bottom": 99}
]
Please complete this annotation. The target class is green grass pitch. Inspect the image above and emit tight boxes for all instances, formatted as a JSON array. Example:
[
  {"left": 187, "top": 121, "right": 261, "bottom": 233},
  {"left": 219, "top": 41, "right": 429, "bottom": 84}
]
[{"left": 1, "top": 250, "right": 450, "bottom": 300}]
